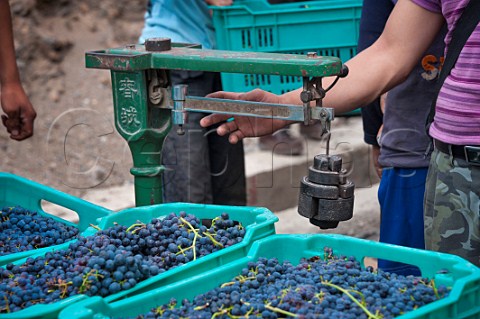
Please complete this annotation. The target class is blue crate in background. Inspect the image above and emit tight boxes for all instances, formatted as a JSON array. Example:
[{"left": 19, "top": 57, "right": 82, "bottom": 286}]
[{"left": 211, "top": 0, "right": 362, "bottom": 116}]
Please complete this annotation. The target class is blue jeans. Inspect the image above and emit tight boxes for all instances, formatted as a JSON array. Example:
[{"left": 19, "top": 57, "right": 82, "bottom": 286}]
[{"left": 378, "top": 167, "right": 428, "bottom": 276}]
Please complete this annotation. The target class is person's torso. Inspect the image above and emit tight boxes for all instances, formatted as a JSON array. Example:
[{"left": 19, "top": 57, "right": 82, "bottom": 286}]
[
  {"left": 379, "top": 25, "right": 446, "bottom": 167},
  {"left": 139, "top": 0, "right": 216, "bottom": 49},
  {"left": 413, "top": 0, "right": 480, "bottom": 145},
  {"left": 377, "top": 0, "right": 444, "bottom": 167}
]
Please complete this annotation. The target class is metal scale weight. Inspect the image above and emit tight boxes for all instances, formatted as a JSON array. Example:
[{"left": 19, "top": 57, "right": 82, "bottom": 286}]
[{"left": 86, "top": 38, "right": 354, "bottom": 229}]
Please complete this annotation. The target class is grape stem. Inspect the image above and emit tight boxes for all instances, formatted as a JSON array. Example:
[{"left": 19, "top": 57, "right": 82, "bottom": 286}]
[
  {"left": 321, "top": 281, "right": 382, "bottom": 319},
  {"left": 430, "top": 279, "right": 440, "bottom": 299},
  {"left": 265, "top": 303, "right": 298, "bottom": 317},
  {"left": 126, "top": 222, "right": 145, "bottom": 233},
  {"left": 220, "top": 275, "right": 255, "bottom": 288},
  {"left": 179, "top": 217, "right": 199, "bottom": 260},
  {"left": 202, "top": 232, "right": 224, "bottom": 248},
  {"left": 193, "top": 303, "right": 209, "bottom": 311},
  {"left": 89, "top": 224, "right": 101, "bottom": 231},
  {"left": 2, "top": 296, "right": 10, "bottom": 313}
]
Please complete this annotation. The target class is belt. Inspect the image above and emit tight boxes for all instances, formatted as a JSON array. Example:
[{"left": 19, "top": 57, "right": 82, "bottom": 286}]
[{"left": 434, "top": 139, "right": 480, "bottom": 166}]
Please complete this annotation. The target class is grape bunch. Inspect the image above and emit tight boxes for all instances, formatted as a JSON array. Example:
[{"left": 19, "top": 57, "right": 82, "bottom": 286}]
[
  {"left": 0, "top": 212, "right": 245, "bottom": 313},
  {"left": 136, "top": 248, "right": 449, "bottom": 319},
  {"left": 0, "top": 206, "right": 79, "bottom": 256}
]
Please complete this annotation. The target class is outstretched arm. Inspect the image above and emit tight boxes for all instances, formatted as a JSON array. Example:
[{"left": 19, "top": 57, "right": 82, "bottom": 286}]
[
  {"left": 282, "top": 0, "right": 444, "bottom": 112},
  {"left": 0, "top": 0, "right": 36, "bottom": 140},
  {"left": 201, "top": 0, "right": 445, "bottom": 143}
]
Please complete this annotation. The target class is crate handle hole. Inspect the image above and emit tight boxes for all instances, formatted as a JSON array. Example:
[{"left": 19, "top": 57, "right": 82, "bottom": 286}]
[
  {"left": 41, "top": 200, "right": 80, "bottom": 225},
  {"left": 362, "top": 256, "right": 422, "bottom": 276},
  {"left": 363, "top": 257, "right": 377, "bottom": 270}
]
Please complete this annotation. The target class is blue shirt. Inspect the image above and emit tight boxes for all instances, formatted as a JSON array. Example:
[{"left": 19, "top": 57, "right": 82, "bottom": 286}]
[{"left": 139, "top": 0, "right": 216, "bottom": 49}]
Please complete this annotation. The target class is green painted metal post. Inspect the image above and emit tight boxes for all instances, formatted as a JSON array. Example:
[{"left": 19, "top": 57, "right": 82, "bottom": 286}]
[
  {"left": 86, "top": 41, "right": 345, "bottom": 208},
  {"left": 110, "top": 70, "right": 171, "bottom": 206}
]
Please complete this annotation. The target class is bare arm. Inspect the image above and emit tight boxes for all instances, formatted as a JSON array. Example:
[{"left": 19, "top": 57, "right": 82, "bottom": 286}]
[
  {"left": 201, "top": 0, "right": 445, "bottom": 143},
  {"left": 282, "top": 0, "right": 445, "bottom": 112},
  {"left": 0, "top": 0, "right": 36, "bottom": 140}
]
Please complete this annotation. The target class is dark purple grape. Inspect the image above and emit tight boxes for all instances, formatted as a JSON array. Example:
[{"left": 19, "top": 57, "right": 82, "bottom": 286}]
[
  {"left": 0, "top": 211, "right": 245, "bottom": 314},
  {"left": 0, "top": 206, "right": 79, "bottom": 256},
  {"left": 131, "top": 249, "right": 450, "bottom": 319}
]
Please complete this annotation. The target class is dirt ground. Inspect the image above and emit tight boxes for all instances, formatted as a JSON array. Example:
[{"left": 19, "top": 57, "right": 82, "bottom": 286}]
[{"left": 2, "top": 0, "right": 148, "bottom": 197}]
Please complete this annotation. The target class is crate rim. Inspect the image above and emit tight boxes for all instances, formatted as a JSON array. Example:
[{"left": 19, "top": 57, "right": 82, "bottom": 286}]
[
  {"left": 210, "top": 0, "right": 363, "bottom": 15},
  {"left": 60, "top": 234, "right": 480, "bottom": 319},
  {"left": 0, "top": 172, "right": 112, "bottom": 267}
]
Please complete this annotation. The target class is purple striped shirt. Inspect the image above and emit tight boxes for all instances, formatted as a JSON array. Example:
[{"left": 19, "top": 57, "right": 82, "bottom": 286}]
[{"left": 412, "top": 0, "right": 480, "bottom": 145}]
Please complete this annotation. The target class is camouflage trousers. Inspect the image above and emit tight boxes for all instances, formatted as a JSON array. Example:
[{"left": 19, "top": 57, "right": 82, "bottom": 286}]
[{"left": 424, "top": 149, "right": 480, "bottom": 266}]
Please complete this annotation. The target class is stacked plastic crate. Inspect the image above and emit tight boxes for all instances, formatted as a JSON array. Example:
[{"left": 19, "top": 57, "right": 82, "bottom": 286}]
[{"left": 211, "top": 0, "right": 362, "bottom": 101}]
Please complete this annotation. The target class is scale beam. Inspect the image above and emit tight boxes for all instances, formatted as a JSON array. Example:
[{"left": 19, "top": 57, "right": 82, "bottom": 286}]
[
  {"left": 85, "top": 38, "right": 353, "bottom": 229},
  {"left": 86, "top": 44, "right": 343, "bottom": 77}
]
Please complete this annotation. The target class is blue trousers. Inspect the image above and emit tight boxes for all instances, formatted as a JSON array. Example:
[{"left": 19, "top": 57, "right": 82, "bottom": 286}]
[{"left": 377, "top": 167, "right": 428, "bottom": 276}]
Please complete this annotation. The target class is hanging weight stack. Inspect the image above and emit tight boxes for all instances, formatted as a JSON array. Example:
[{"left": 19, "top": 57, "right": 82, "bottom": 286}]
[{"left": 298, "top": 154, "right": 355, "bottom": 229}]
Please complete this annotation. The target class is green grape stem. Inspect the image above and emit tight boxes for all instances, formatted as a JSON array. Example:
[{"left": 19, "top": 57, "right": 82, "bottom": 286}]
[
  {"left": 126, "top": 222, "right": 146, "bottom": 233},
  {"left": 194, "top": 303, "right": 209, "bottom": 311},
  {"left": 202, "top": 232, "right": 224, "bottom": 248},
  {"left": 430, "top": 279, "right": 440, "bottom": 299},
  {"left": 89, "top": 223, "right": 101, "bottom": 231},
  {"left": 179, "top": 217, "right": 200, "bottom": 260},
  {"left": 322, "top": 281, "right": 382, "bottom": 319},
  {"left": 265, "top": 303, "right": 298, "bottom": 317},
  {"left": 2, "top": 296, "right": 10, "bottom": 313},
  {"left": 211, "top": 306, "right": 230, "bottom": 319}
]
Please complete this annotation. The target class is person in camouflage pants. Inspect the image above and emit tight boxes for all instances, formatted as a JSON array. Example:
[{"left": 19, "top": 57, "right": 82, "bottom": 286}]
[{"left": 424, "top": 149, "right": 480, "bottom": 266}]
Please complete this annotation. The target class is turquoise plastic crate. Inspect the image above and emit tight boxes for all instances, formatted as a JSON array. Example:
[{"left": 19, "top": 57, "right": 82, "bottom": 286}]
[
  {"left": 0, "top": 203, "right": 277, "bottom": 319},
  {"left": 0, "top": 173, "right": 111, "bottom": 266},
  {"left": 61, "top": 234, "right": 480, "bottom": 319},
  {"left": 211, "top": 0, "right": 362, "bottom": 100}
]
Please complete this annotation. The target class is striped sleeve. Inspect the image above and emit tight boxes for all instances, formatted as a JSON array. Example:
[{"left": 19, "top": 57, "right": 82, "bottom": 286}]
[{"left": 410, "top": 0, "right": 442, "bottom": 12}]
